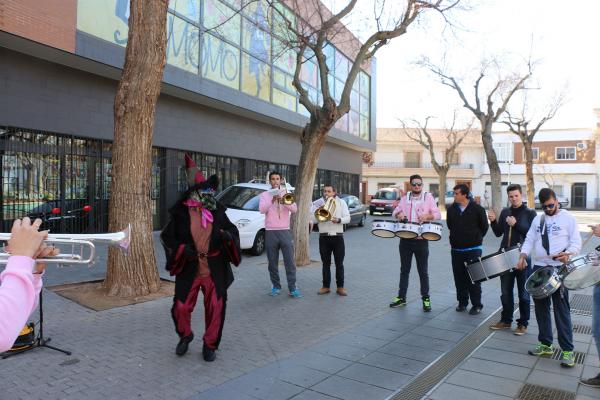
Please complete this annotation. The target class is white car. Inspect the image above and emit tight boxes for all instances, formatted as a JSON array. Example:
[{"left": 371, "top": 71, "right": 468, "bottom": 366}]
[{"left": 216, "top": 181, "right": 294, "bottom": 256}]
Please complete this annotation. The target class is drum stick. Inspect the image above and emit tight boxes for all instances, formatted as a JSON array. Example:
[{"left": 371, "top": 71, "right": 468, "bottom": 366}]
[{"left": 508, "top": 226, "right": 512, "bottom": 248}]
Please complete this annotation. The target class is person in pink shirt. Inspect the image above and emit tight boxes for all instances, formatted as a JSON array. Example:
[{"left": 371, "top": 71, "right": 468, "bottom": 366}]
[
  {"left": 389, "top": 174, "right": 441, "bottom": 312},
  {"left": 0, "top": 217, "right": 58, "bottom": 353},
  {"left": 259, "top": 171, "right": 300, "bottom": 298}
]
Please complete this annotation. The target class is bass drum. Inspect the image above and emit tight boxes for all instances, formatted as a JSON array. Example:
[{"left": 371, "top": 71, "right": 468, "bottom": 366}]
[{"left": 526, "top": 266, "right": 562, "bottom": 299}]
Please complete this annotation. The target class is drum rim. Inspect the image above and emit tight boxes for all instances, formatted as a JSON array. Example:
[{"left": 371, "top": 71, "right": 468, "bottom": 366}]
[
  {"left": 371, "top": 229, "right": 397, "bottom": 238},
  {"left": 421, "top": 232, "right": 441, "bottom": 240},
  {"left": 396, "top": 231, "right": 418, "bottom": 238},
  {"left": 422, "top": 221, "right": 443, "bottom": 226}
]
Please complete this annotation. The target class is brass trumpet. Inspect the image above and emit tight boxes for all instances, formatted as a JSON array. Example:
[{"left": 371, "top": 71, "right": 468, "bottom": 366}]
[
  {"left": 315, "top": 197, "right": 337, "bottom": 222},
  {"left": 0, "top": 225, "right": 131, "bottom": 265},
  {"left": 279, "top": 193, "right": 295, "bottom": 205}
]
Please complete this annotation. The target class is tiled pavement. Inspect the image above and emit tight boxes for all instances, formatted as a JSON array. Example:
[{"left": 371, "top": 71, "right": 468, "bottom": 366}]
[{"left": 2, "top": 213, "right": 600, "bottom": 400}]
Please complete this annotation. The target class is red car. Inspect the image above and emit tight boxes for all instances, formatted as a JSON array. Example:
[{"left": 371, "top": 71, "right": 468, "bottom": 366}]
[{"left": 369, "top": 188, "right": 401, "bottom": 215}]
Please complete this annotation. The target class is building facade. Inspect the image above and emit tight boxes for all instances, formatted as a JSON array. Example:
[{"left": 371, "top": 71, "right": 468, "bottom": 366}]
[
  {"left": 0, "top": 0, "right": 375, "bottom": 232},
  {"left": 365, "top": 122, "right": 599, "bottom": 210}
]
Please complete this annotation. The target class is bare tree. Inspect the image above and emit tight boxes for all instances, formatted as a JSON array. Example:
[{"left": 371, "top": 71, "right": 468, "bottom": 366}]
[
  {"left": 424, "top": 58, "right": 531, "bottom": 213},
  {"left": 502, "top": 90, "right": 565, "bottom": 208},
  {"left": 104, "top": 0, "right": 169, "bottom": 297},
  {"left": 266, "top": 0, "right": 460, "bottom": 265},
  {"left": 400, "top": 112, "right": 472, "bottom": 211}
]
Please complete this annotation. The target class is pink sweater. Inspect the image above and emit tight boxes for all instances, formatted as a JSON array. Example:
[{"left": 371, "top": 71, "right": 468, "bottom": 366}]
[
  {"left": 0, "top": 256, "right": 40, "bottom": 352},
  {"left": 392, "top": 192, "right": 441, "bottom": 222},
  {"left": 259, "top": 190, "right": 297, "bottom": 230}
]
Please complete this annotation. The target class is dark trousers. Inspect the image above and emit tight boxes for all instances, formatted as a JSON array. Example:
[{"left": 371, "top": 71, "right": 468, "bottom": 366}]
[
  {"left": 499, "top": 262, "right": 531, "bottom": 326},
  {"left": 532, "top": 265, "right": 574, "bottom": 351},
  {"left": 398, "top": 239, "right": 429, "bottom": 298},
  {"left": 451, "top": 249, "right": 483, "bottom": 307},
  {"left": 319, "top": 235, "right": 345, "bottom": 288}
]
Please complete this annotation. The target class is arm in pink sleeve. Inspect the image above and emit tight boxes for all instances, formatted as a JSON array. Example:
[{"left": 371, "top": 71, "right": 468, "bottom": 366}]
[
  {"left": 0, "top": 256, "right": 38, "bottom": 352},
  {"left": 391, "top": 197, "right": 407, "bottom": 218},
  {"left": 284, "top": 203, "right": 297, "bottom": 213},
  {"left": 258, "top": 192, "right": 271, "bottom": 214},
  {"left": 427, "top": 194, "right": 442, "bottom": 220}
]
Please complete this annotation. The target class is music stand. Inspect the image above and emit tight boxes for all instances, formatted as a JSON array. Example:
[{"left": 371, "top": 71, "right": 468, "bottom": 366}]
[{"left": 2, "top": 289, "right": 71, "bottom": 359}]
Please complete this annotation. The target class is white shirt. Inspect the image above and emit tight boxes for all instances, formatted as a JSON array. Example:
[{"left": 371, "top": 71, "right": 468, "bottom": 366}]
[
  {"left": 520, "top": 209, "right": 582, "bottom": 266},
  {"left": 312, "top": 197, "right": 351, "bottom": 235}
]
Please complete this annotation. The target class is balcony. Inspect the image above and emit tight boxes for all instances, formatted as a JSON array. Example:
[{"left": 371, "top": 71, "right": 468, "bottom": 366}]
[{"left": 362, "top": 161, "right": 476, "bottom": 179}]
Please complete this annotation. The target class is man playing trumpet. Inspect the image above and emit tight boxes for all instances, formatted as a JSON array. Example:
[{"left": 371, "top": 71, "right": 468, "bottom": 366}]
[{"left": 312, "top": 185, "right": 350, "bottom": 296}]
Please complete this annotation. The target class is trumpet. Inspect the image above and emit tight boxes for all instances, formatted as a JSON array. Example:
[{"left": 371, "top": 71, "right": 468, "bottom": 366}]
[
  {"left": 315, "top": 197, "right": 337, "bottom": 222},
  {"left": 279, "top": 193, "right": 295, "bottom": 205},
  {"left": 0, "top": 224, "right": 131, "bottom": 265}
]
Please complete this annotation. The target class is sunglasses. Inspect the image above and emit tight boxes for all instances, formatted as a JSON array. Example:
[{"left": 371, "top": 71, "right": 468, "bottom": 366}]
[
  {"left": 411, "top": 182, "right": 422, "bottom": 187},
  {"left": 542, "top": 203, "right": 555, "bottom": 210}
]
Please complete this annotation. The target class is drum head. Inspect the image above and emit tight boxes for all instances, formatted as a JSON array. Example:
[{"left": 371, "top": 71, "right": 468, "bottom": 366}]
[
  {"left": 371, "top": 229, "right": 396, "bottom": 238},
  {"left": 421, "top": 232, "right": 441, "bottom": 241},
  {"left": 396, "top": 231, "right": 418, "bottom": 239},
  {"left": 526, "top": 267, "right": 555, "bottom": 290},
  {"left": 563, "top": 263, "right": 600, "bottom": 290}
]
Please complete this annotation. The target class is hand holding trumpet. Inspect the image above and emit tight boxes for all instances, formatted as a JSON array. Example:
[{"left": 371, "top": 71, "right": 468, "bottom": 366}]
[{"left": 6, "top": 217, "right": 60, "bottom": 273}]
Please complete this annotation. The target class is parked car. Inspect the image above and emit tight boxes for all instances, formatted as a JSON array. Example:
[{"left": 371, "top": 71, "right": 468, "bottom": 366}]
[
  {"left": 369, "top": 188, "right": 400, "bottom": 215},
  {"left": 216, "top": 181, "right": 294, "bottom": 256},
  {"left": 533, "top": 195, "right": 569, "bottom": 209},
  {"left": 434, "top": 191, "right": 455, "bottom": 207},
  {"left": 339, "top": 194, "right": 368, "bottom": 227}
]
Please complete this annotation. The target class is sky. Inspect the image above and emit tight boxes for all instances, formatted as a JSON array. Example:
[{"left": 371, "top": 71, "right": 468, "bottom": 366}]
[{"left": 323, "top": 0, "right": 600, "bottom": 129}]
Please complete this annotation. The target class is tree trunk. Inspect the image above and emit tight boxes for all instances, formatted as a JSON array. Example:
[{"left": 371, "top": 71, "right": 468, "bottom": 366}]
[
  {"left": 292, "top": 125, "right": 328, "bottom": 266},
  {"left": 523, "top": 139, "right": 535, "bottom": 208},
  {"left": 104, "top": 0, "right": 168, "bottom": 297},
  {"left": 481, "top": 122, "right": 502, "bottom": 214},
  {"left": 437, "top": 168, "right": 448, "bottom": 212}
]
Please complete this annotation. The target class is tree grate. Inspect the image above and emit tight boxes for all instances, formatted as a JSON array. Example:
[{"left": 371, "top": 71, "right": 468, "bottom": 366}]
[
  {"left": 550, "top": 348, "right": 585, "bottom": 364},
  {"left": 570, "top": 294, "right": 593, "bottom": 314},
  {"left": 517, "top": 383, "right": 575, "bottom": 400},
  {"left": 572, "top": 323, "right": 592, "bottom": 335}
]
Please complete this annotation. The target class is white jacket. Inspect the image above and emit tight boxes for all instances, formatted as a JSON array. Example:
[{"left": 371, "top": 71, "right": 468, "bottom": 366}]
[
  {"left": 311, "top": 197, "right": 350, "bottom": 235},
  {"left": 520, "top": 209, "right": 582, "bottom": 266}
]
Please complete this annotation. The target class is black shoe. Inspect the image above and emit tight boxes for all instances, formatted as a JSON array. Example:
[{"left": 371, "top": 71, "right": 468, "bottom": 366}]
[
  {"left": 422, "top": 296, "right": 431, "bottom": 312},
  {"left": 203, "top": 344, "right": 216, "bottom": 362},
  {"left": 175, "top": 333, "right": 194, "bottom": 356},
  {"left": 469, "top": 305, "right": 483, "bottom": 315},
  {"left": 455, "top": 304, "right": 467, "bottom": 312},
  {"left": 389, "top": 297, "right": 407, "bottom": 308}
]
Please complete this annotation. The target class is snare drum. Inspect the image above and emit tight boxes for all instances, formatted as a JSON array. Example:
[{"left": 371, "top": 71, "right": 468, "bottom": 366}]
[
  {"left": 395, "top": 222, "right": 421, "bottom": 239},
  {"left": 525, "top": 266, "right": 562, "bottom": 299},
  {"left": 562, "top": 252, "right": 600, "bottom": 290},
  {"left": 465, "top": 245, "right": 521, "bottom": 283},
  {"left": 371, "top": 220, "right": 398, "bottom": 238},
  {"left": 420, "top": 222, "right": 442, "bottom": 241}
]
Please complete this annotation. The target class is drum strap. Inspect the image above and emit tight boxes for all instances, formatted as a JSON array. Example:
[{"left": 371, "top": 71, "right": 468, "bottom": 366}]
[{"left": 540, "top": 215, "right": 550, "bottom": 256}]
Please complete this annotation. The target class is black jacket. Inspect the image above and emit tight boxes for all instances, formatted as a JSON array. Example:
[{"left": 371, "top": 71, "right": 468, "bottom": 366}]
[
  {"left": 446, "top": 201, "right": 489, "bottom": 249},
  {"left": 490, "top": 204, "right": 537, "bottom": 250},
  {"left": 160, "top": 201, "right": 240, "bottom": 300}
]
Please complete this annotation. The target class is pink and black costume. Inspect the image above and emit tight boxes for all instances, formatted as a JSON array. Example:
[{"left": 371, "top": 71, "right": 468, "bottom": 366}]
[{"left": 160, "top": 155, "right": 240, "bottom": 361}]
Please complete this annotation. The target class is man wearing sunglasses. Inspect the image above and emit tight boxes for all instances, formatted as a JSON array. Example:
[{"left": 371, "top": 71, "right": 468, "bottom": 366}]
[
  {"left": 517, "top": 188, "right": 581, "bottom": 368},
  {"left": 390, "top": 174, "right": 441, "bottom": 311},
  {"left": 447, "top": 184, "right": 489, "bottom": 315}
]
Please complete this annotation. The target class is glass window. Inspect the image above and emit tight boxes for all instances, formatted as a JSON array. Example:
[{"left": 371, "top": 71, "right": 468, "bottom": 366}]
[
  {"left": 242, "top": 18, "right": 270, "bottom": 61},
  {"left": 273, "top": 68, "right": 294, "bottom": 93},
  {"left": 350, "top": 90, "right": 359, "bottom": 111},
  {"left": 167, "top": 14, "right": 200, "bottom": 74},
  {"left": 272, "top": 2, "right": 296, "bottom": 40},
  {"left": 522, "top": 147, "right": 539, "bottom": 161},
  {"left": 77, "top": 0, "right": 129, "bottom": 47},
  {"left": 273, "top": 88, "right": 297, "bottom": 112},
  {"left": 555, "top": 147, "right": 576, "bottom": 160},
  {"left": 300, "top": 60, "right": 318, "bottom": 88},
  {"left": 551, "top": 185, "right": 564, "bottom": 196},
  {"left": 241, "top": 53, "right": 270, "bottom": 101},
  {"left": 359, "top": 71, "right": 370, "bottom": 97},
  {"left": 360, "top": 95, "right": 369, "bottom": 117},
  {"left": 323, "top": 43, "right": 335, "bottom": 74},
  {"left": 272, "top": 39, "right": 296, "bottom": 75},
  {"left": 201, "top": 33, "right": 240, "bottom": 90},
  {"left": 493, "top": 143, "right": 514, "bottom": 162},
  {"left": 334, "top": 113, "right": 348, "bottom": 132},
  {"left": 429, "top": 183, "right": 440, "bottom": 198},
  {"left": 216, "top": 186, "right": 265, "bottom": 211},
  {"left": 359, "top": 115, "right": 369, "bottom": 140},
  {"left": 334, "top": 51, "right": 349, "bottom": 80},
  {"left": 374, "top": 190, "right": 397, "bottom": 200},
  {"left": 169, "top": 0, "right": 200, "bottom": 22},
  {"left": 349, "top": 111, "right": 360, "bottom": 136},
  {"left": 242, "top": 0, "right": 269, "bottom": 28},
  {"left": 446, "top": 152, "right": 459, "bottom": 165},
  {"left": 334, "top": 78, "right": 345, "bottom": 103},
  {"left": 203, "top": 0, "right": 241, "bottom": 45},
  {"left": 405, "top": 151, "right": 421, "bottom": 168}
]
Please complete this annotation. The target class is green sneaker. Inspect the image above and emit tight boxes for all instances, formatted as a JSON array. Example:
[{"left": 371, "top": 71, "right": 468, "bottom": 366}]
[
  {"left": 528, "top": 342, "right": 554, "bottom": 357},
  {"left": 560, "top": 351, "right": 575, "bottom": 368},
  {"left": 389, "top": 297, "right": 406, "bottom": 308},
  {"left": 422, "top": 296, "right": 432, "bottom": 312}
]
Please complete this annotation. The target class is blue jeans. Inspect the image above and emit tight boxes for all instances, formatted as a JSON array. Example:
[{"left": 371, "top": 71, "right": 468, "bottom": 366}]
[
  {"left": 593, "top": 284, "right": 600, "bottom": 358},
  {"left": 532, "top": 265, "right": 573, "bottom": 351},
  {"left": 499, "top": 260, "right": 531, "bottom": 326}
]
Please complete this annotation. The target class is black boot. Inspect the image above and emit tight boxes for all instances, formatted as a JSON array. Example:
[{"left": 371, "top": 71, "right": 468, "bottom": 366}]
[
  {"left": 202, "top": 343, "right": 216, "bottom": 362},
  {"left": 175, "top": 333, "right": 194, "bottom": 356}
]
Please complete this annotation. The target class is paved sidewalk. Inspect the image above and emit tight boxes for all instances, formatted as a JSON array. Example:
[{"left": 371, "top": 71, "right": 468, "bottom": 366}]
[{"left": 426, "top": 287, "right": 600, "bottom": 400}]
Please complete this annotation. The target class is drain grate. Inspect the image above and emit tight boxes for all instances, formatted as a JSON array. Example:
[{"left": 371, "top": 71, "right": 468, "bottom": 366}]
[
  {"left": 573, "top": 323, "right": 592, "bottom": 335},
  {"left": 517, "top": 383, "right": 575, "bottom": 400},
  {"left": 550, "top": 348, "right": 586, "bottom": 364},
  {"left": 387, "top": 308, "right": 502, "bottom": 400},
  {"left": 570, "top": 294, "right": 593, "bottom": 316}
]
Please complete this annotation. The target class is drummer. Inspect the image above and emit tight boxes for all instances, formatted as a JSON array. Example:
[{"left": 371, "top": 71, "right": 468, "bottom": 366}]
[
  {"left": 580, "top": 223, "right": 600, "bottom": 387},
  {"left": 488, "top": 184, "right": 537, "bottom": 335},
  {"left": 389, "top": 174, "right": 441, "bottom": 311},
  {"left": 516, "top": 188, "right": 581, "bottom": 368}
]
